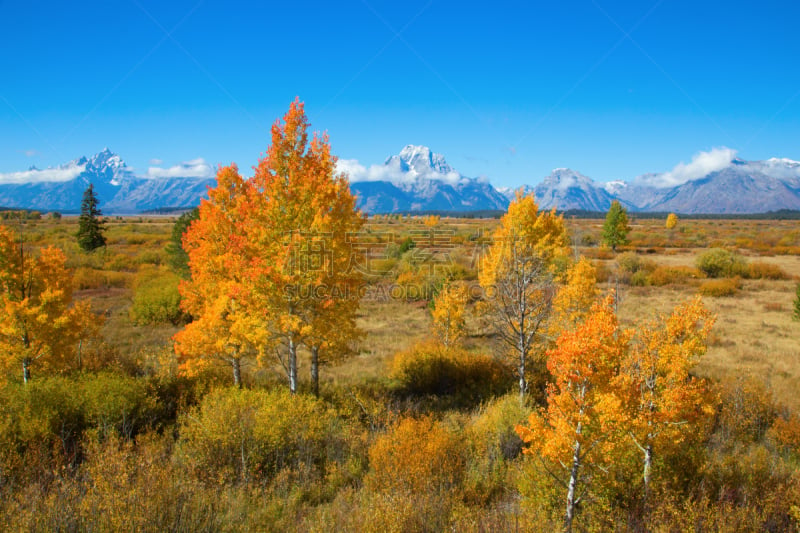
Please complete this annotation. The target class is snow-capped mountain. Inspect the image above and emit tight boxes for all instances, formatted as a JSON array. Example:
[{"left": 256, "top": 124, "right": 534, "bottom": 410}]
[
  {"left": 533, "top": 168, "right": 617, "bottom": 211},
  {"left": 348, "top": 145, "right": 509, "bottom": 213},
  {"left": 626, "top": 158, "right": 800, "bottom": 214},
  {"left": 3, "top": 147, "right": 800, "bottom": 215},
  {"left": 0, "top": 149, "right": 215, "bottom": 213}
]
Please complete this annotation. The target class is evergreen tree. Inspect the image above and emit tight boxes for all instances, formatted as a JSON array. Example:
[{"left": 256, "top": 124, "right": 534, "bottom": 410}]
[
  {"left": 76, "top": 184, "right": 106, "bottom": 252},
  {"left": 602, "top": 200, "right": 630, "bottom": 252},
  {"left": 165, "top": 207, "right": 199, "bottom": 278}
]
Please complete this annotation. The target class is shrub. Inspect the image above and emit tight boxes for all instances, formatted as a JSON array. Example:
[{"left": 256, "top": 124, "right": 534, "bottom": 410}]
[
  {"left": 696, "top": 248, "right": 748, "bottom": 278},
  {"left": 130, "top": 268, "right": 186, "bottom": 325},
  {"left": 630, "top": 270, "right": 650, "bottom": 287},
  {"left": 698, "top": 278, "right": 741, "bottom": 297},
  {"left": 648, "top": 265, "right": 703, "bottom": 286},
  {"left": 366, "top": 415, "right": 464, "bottom": 495},
  {"left": 716, "top": 377, "right": 778, "bottom": 443},
  {"left": 462, "top": 394, "right": 529, "bottom": 505},
  {"left": 616, "top": 252, "right": 655, "bottom": 274},
  {"left": 389, "top": 340, "right": 510, "bottom": 404},
  {"left": 178, "top": 387, "right": 353, "bottom": 486},
  {"left": 747, "top": 261, "right": 789, "bottom": 280}
]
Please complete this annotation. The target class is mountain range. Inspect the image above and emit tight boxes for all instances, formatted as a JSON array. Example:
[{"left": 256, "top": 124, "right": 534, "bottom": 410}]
[{"left": 2, "top": 146, "right": 800, "bottom": 215}]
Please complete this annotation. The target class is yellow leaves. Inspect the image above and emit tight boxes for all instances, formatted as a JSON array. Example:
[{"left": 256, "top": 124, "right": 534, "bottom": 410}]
[
  {"left": 431, "top": 282, "right": 468, "bottom": 346},
  {"left": 423, "top": 215, "right": 440, "bottom": 227},
  {"left": 366, "top": 415, "right": 464, "bottom": 495},
  {"left": 665, "top": 212, "right": 679, "bottom": 229},
  {"left": 0, "top": 225, "right": 100, "bottom": 381},
  {"left": 480, "top": 191, "right": 569, "bottom": 289},
  {"left": 550, "top": 257, "right": 600, "bottom": 335}
]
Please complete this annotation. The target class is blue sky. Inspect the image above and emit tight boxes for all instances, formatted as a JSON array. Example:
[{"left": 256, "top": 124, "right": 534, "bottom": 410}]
[{"left": 1, "top": 0, "right": 799, "bottom": 187}]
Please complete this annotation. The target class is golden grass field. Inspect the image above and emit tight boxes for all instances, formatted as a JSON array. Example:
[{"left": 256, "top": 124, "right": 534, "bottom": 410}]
[
  {"left": 9, "top": 213, "right": 800, "bottom": 409},
  {"left": 9, "top": 212, "right": 800, "bottom": 410}
]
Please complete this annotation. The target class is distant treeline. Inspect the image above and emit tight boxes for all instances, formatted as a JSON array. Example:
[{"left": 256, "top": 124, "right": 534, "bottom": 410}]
[{"left": 376, "top": 208, "right": 800, "bottom": 220}]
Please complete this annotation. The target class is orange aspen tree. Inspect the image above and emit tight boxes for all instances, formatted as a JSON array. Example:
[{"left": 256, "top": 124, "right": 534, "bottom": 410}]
[
  {"left": 479, "top": 191, "right": 570, "bottom": 398},
  {"left": 245, "top": 99, "right": 364, "bottom": 394},
  {"left": 624, "top": 297, "right": 715, "bottom": 501},
  {"left": 0, "top": 225, "right": 99, "bottom": 383},
  {"left": 174, "top": 165, "right": 255, "bottom": 388},
  {"left": 516, "top": 296, "right": 630, "bottom": 533}
]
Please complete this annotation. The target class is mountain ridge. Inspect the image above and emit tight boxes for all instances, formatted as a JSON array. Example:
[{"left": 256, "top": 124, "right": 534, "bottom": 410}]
[{"left": 2, "top": 146, "right": 800, "bottom": 215}]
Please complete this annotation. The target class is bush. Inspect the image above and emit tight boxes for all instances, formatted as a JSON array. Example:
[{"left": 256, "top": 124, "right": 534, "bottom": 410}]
[
  {"left": 696, "top": 248, "right": 748, "bottom": 278},
  {"left": 389, "top": 340, "right": 510, "bottom": 405},
  {"left": 366, "top": 415, "right": 464, "bottom": 495},
  {"left": 616, "top": 252, "right": 655, "bottom": 274},
  {"left": 698, "top": 277, "right": 741, "bottom": 297},
  {"left": 130, "top": 268, "right": 187, "bottom": 325},
  {"left": 648, "top": 265, "right": 703, "bottom": 286},
  {"left": 747, "top": 261, "right": 789, "bottom": 280},
  {"left": 178, "top": 387, "right": 355, "bottom": 486}
]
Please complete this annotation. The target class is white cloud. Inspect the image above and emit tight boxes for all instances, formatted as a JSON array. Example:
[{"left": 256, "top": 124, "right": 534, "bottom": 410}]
[
  {"left": 336, "top": 158, "right": 464, "bottom": 186},
  {"left": 147, "top": 158, "right": 215, "bottom": 179},
  {"left": 0, "top": 161, "right": 86, "bottom": 184},
  {"left": 149, "top": 158, "right": 163, "bottom": 165},
  {"left": 638, "top": 147, "right": 737, "bottom": 188}
]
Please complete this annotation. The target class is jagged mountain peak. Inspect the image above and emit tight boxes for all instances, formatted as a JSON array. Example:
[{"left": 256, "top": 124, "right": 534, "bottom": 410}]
[
  {"left": 386, "top": 145, "right": 454, "bottom": 175},
  {"left": 86, "top": 148, "right": 125, "bottom": 171},
  {"left": 542, "top": 168, "right": 594, "bottom": 190}
]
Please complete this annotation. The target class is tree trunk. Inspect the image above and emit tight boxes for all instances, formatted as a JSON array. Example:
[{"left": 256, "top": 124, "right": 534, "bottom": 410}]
[
  {"left": 518, "top": 335, "right": 527, "bottom": 399},
  {"left": 22, "top": 357, "right": 31, "bottom": 385},
  {"left": 310, "top": 345, "right": 320, "bottom": 397},
  {"left": 288, "top": 337, "right": 297, "bottom": 394},
  {"left": 565, "top": 423, "right": 582, "bottom": 533},
  {"left": 232, "top": 357, "right": 242, "bottom": 389},
  {"left": 643, "top": 443, "right": 652, "bottom": 502}
]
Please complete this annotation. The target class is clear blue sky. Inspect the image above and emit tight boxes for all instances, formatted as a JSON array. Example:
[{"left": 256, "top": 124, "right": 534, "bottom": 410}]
[{"left": 1, "top": 0, "right": 799, "bottom": 186}]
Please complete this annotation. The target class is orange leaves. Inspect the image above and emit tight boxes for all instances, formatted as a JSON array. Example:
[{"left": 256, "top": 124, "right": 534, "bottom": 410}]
[
  {"left": 519, "top": 296, "right": 629, "bottom": 462},
  {"left": 174, "top": 99, "right": 364, "bottom": 391}
]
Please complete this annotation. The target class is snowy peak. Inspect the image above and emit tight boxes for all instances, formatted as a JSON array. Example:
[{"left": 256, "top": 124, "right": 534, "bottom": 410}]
[
  {"left": 386, "top": 145, "right": 454, "bottom": 175},
  {"left": 86, "top": 147, "right": 126, "bottom": 172},
  {"left": 541, "top": 168, "right": 595, "bottom": 191}
]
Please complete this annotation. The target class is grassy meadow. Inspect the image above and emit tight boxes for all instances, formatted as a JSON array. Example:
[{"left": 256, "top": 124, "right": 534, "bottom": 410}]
[{"left": 1, "top": 212, "right": 799, "bottom": 531}]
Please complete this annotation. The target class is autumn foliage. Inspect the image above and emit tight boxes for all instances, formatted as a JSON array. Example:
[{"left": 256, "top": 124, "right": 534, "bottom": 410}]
[
  {"left": 174, "top": 99, "right": 364, "bottom": 392},
  {"left": 0, "top": 225, "right": 100, "bottom": 383}
]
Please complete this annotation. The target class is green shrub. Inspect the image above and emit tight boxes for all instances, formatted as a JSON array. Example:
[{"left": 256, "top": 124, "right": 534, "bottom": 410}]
[
  {"left": 616, "top": 252, "right": 655, "bottom": 274},
  {"left": 178, "top": 387, "right": 354, "bottom": 485},
  {"left": 696, "top": 248, "right": 748, "bottom": 278},
  {"left": 130, "top": 268, "right": 186, "bottom": 325},
  {"left": 629, "top": 270, "right": 650, "bottom": 287}
]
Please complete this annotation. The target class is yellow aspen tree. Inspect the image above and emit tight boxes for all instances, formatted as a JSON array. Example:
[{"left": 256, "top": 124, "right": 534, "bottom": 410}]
[
  {"left": 431, "top": 281, "right": 469, "bottom": 347},
  {"left": 479, "top": 191, "right": 570, "bottom": 398},
  {"left": 516, "top": 296, "right": 630, "bottom": 533},
  {"left": 624, "top": 297, "right": 715, "bottom": 502},
  {"left": 665, "top": 213, "right": 679, "bottom": 230},
  {"left": 0, "top": 225, "right": 100, "bottom": 383},
  {"left": 549, "top": 257, "right": 600, "bottom": 337}
]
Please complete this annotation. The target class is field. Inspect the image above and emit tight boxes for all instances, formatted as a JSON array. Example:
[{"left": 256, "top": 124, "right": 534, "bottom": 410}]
[{"left": 1, "top": 212, "right": 800, "bottom": 531}]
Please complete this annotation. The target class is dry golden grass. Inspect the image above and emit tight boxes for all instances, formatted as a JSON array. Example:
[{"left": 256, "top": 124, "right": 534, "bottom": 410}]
[{"left": 7, "top": 215, "right": 800, "bottom": 410}]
